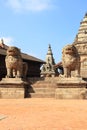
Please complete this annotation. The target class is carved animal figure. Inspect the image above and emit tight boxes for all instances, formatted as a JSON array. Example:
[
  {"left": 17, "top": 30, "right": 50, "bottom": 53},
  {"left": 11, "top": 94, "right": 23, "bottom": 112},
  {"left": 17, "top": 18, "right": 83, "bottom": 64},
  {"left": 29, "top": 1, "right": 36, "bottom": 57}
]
[
  {"left": 62, "top": 44, "right": 80, "bottom": 77},
  {"left": 5, "top": 46, "right": 28, "bottom": 78}
]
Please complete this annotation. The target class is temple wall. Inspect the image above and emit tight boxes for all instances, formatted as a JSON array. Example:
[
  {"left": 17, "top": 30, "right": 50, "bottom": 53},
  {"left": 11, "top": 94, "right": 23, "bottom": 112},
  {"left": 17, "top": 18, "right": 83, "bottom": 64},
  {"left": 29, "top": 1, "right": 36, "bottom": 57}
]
[
  {"left": 80, "top": 55, "right": 87, "bottom": 78},
  {"left": 0, "top": 87, "right": 24, "bottom": 99},
  {"left": 55, "top": 87, "right": 87, "bottom": 99}
]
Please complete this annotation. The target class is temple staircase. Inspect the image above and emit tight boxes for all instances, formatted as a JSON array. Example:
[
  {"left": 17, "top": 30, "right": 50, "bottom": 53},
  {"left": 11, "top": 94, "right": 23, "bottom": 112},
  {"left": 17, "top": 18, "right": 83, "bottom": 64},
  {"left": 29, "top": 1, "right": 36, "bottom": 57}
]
[{"left": 27, "top": 77, "right": 58, "bottom": 98}]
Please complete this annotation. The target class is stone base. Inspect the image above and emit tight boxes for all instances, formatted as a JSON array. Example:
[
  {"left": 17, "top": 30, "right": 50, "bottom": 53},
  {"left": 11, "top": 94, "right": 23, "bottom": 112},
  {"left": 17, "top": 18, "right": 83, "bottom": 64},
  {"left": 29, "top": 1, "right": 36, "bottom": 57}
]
[
  {"left": 55, "top": 88, "right": 87, "bottom": 99},
  {"left": 56, "top": 77, "right": 87, "bottom": 99},
  {"left": 0, "top": 78, "right": 28, "bottom": 99},
  {"left": 1, "top": 77, "right": 87, "bottom": 99},
  {"left": 27, "top": 77, "right": 87, "bottom": 99}
]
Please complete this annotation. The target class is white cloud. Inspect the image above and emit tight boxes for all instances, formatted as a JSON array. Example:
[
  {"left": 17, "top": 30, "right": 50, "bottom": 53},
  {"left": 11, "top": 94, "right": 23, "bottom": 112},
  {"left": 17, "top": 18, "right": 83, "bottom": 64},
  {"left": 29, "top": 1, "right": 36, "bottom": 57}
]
[
  {"left": 6, "top": 0, "right": 53, "bottom": 12},
  {"left": 0, "top": 37, "right": 14, "bottom": 46}
]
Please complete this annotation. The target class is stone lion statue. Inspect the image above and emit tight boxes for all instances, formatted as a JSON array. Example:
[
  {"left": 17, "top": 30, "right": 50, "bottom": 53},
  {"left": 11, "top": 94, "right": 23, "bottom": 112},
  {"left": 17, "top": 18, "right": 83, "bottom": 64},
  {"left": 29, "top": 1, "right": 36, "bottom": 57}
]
[
  {"left": 5, "top": 46, "right": 28, "bottom": 78},
  {"left": 62, "top": 44, "right": 80, "bottom": 77}
]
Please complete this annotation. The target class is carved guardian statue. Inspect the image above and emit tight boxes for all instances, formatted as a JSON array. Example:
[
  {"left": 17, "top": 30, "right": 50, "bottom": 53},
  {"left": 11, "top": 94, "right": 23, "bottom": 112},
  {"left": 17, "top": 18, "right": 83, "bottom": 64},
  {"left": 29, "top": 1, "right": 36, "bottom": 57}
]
[
  {"left": 5, "top": 46, "right": 28, "bottom": 78},
  {"left": 62, "top": 44, "right": 80, "bottom": 77}
]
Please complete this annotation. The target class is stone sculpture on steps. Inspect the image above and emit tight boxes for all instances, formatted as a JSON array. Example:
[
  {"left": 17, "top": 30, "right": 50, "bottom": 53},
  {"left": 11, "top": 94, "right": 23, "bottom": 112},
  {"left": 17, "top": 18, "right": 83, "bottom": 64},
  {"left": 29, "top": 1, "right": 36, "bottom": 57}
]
[
  {"left": 62, "top": 44, "right": 80, "bottom": 78},
  {"left": 5, "top": 46, "right": 28, "bottom": 78}
]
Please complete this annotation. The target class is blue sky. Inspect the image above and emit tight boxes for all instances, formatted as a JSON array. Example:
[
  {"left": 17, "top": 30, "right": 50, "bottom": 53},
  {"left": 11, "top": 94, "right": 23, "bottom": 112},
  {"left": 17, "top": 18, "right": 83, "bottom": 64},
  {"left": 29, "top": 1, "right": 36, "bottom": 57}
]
[{"left": 0, "top": 0, "right": 87, "bottom": 63}]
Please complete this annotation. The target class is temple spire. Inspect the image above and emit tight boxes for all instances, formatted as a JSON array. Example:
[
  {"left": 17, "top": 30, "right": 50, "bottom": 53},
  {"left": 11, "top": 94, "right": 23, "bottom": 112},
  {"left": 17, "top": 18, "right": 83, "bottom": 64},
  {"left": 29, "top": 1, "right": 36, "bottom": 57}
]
[
  {"left": 0, "top": 38, "right": 4, "bottom": 48},
  {"left": 47, "top": 44, "right": 52, "bottom": 55},
  {"left": 46, "top": 44, "right": 55, "bottom": 65},
  {"left": 41, "top": 44, "right": 57, "bottom": 77}
]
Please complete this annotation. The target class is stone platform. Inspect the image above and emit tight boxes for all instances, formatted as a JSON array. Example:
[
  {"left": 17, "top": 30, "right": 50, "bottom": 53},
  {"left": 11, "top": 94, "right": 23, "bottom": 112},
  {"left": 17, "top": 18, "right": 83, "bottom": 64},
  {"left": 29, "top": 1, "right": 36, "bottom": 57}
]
[
  {"left": 0, "top": 78, "right": 28, "bottom": 99},
  {"left": 56, "top": 77, "right": 87, "bottom": 99},
  {"left": 0, "top": 77, "right": 87, "bottom": 99},
  {"left": 28, "top": 77, "right": 87, "bottom": 99}
]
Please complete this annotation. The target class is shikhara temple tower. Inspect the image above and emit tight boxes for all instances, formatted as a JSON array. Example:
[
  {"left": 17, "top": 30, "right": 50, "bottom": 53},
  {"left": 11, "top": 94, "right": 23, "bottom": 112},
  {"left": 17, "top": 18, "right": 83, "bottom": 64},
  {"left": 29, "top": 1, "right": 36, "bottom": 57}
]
[
  {"left": 46, "top": 44, "right": 55, "bottom": 66},
  {"left": 41, "top": 44, "right": 58, "bottom": 77},
  {"left": 73, "top": 13, "right": 87, "bottom": 78}
]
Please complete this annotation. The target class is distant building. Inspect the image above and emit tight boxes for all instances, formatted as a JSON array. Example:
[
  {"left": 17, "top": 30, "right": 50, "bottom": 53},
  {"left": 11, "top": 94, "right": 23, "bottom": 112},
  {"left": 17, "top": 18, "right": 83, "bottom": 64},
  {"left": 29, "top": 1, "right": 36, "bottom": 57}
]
[
  {"left": 0, "top": 39, "right": 45, "bottom": 80},
  {"left": 41, "top": 44, "right": 58, "bottom": 77}
]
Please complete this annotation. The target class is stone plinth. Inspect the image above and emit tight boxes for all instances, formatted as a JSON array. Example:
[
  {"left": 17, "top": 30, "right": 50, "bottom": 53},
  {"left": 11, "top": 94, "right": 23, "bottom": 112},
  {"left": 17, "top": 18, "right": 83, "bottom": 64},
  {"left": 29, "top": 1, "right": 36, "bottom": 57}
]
[
  {"left": 56, "top": 77, "right": 87, "bottom": 99},
  {"left": 0, "top": 78, "right": 28, "bottom": 99}
]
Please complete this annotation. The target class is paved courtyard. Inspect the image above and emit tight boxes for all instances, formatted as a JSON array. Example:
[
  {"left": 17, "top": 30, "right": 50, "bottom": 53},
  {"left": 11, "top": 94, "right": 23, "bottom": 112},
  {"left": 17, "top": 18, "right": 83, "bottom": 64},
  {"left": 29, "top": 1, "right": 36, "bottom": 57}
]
[{"left": 0, "top": 98, "right": 87, "bottom": 130}]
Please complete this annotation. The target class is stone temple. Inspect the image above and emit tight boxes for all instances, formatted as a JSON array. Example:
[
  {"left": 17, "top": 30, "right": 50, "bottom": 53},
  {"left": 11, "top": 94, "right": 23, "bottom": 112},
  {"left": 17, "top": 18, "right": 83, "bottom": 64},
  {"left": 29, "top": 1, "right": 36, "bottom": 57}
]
[
  {"left": 0, "top": 13, "right": 87, "bottom": 99},
  {"left": 41, "top": 44, "right": 58, "bottom": 77},
  {"left": 73, "top": 13, "right": 87, "bottom": 78}
]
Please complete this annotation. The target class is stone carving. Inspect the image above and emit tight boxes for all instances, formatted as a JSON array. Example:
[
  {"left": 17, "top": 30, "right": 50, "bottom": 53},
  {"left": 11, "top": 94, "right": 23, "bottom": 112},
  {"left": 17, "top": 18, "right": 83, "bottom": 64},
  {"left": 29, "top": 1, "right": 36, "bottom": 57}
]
[
  {"left": 5, "top": 46, "right": 28, "bottom": 78},
  {"left": 41, "top": 62, "right": 54, "bottom": 73},
  {"left": 62, "top": 44, "right": 80, "bottom": 77}
]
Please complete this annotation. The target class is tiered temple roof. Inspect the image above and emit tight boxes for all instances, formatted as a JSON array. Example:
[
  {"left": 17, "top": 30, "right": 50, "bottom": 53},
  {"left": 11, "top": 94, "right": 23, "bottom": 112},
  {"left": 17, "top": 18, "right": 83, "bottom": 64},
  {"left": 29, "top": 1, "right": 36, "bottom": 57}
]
[{"left": 74, "top": 13, "right": 87, "bottom": 44}]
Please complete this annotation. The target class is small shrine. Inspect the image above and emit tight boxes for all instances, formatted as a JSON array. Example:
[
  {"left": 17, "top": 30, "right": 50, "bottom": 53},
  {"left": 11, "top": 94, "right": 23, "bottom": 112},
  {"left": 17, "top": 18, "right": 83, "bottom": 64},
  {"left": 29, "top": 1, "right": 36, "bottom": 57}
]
[{"left": 41, "top": 44, "right": 58, "bottom": 77}]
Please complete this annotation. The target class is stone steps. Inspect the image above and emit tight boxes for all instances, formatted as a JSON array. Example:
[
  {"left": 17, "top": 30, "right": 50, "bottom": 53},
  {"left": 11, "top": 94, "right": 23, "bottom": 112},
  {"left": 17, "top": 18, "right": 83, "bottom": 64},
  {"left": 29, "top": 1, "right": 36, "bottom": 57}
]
[
  {"left": 27, "top": 77, "right": 58, "bottom": 98},
  {"left": 29, "top": 93, "right": 55, "bottom": 98},
  {"left": 28, "top": 87, "right": 55, "bottom": 98}
]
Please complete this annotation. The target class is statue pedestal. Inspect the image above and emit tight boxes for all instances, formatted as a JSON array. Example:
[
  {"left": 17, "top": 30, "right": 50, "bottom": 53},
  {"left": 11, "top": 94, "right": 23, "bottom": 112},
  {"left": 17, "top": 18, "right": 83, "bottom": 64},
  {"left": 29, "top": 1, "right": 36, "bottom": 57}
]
[
  {"left": 0, "top": 78, "right": 28, "bottom": 99},
  {"left": 55, "top": 77, "right": 87, "bottom": 99}
]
